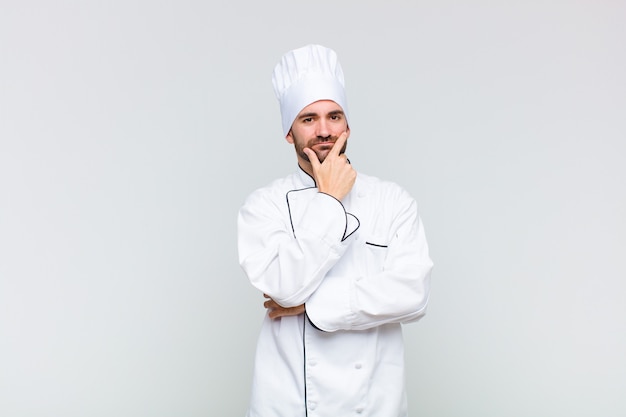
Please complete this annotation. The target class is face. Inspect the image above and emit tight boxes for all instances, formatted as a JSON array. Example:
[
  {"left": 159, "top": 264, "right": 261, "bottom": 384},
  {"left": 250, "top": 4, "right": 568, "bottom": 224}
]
[{"left": 286, "top": 100, "right": 350, "bottom": 167}]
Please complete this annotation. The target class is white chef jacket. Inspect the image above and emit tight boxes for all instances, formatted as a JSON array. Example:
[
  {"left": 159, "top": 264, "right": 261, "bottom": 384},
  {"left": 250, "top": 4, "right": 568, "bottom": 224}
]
[{"left": 238, "top": 166, "right": 433, "bottom": 417}]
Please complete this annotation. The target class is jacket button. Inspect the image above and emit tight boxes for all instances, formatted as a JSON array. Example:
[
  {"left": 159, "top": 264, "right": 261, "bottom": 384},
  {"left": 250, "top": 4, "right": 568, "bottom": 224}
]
[
  {"left": 356, "top": 406, "right": 364, "bottom": 413},
  {"left": 309, "top": 360, "right": 317, "bottom": 367},
  {"left": 309, "top": 402, "right": 317, "bottom": 410},
  {"left": 355, "top": 363, "right": 362, "bottom": 369}
]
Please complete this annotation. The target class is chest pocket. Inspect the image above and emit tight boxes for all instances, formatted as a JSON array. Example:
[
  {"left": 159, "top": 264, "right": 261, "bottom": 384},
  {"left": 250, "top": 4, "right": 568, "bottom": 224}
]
[{"left": 364, "top": 235, "right": 390, "bottom": 273}]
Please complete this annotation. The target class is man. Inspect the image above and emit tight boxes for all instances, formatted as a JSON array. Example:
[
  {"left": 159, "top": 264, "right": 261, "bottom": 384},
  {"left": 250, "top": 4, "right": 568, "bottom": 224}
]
[{"left": 238, "top": 44, "right": 433, "bottom": 417}]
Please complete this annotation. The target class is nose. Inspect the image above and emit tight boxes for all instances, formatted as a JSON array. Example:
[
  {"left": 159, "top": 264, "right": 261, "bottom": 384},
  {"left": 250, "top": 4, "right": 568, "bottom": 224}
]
[{"left": 316, "top": 119, "right": 331, "bottom": 139}]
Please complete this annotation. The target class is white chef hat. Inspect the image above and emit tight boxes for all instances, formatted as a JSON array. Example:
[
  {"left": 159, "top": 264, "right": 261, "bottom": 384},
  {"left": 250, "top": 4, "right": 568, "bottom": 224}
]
[{"left": 272, "top": 44, "right": 349, "bottom": 137}]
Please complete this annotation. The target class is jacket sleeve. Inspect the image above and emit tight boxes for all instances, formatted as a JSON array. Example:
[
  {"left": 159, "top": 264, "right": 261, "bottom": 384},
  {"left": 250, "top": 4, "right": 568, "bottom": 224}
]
[
  {"left": 237, "top": 187, "right": 359, "bottom": 307},
  {"left": 305, "top": 188, "right": 433, "bottom": 331}
]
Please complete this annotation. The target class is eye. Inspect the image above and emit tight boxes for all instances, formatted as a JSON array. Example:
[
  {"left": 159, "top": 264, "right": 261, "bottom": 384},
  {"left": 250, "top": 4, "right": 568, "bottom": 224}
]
[{"left": 302, "top": 117, "right": 313, "bottom": 123}]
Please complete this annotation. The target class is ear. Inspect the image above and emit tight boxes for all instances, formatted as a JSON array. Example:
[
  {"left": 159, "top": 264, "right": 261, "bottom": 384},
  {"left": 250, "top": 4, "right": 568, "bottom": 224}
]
[
  {"left": 346, "top": 125, "right": 351, "bottom": 139},
  {"left": 285, "top": 129, "right": 294, "bottom": 144}
]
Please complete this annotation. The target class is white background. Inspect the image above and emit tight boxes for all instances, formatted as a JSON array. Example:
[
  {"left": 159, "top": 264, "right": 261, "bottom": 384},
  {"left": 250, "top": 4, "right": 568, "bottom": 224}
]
[{"left": 1, "top": 1, "right": 625, "bottom": 416}]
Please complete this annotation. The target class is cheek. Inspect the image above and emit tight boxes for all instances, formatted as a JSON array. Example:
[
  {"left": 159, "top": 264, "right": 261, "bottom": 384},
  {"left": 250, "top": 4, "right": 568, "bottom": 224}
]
[{"left": 290, "top": 128, "right": 311, "bottom": 145}]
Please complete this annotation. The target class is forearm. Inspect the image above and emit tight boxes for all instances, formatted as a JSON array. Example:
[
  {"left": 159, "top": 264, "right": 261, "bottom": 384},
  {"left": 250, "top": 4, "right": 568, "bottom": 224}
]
[
  {"left": 306, "top": 261, "right": 432, "bottom": 331},
  {"left": 242, "top": 232, "right": 344, "bottom": 306},
  {"left": 306, "top": 200, "right": 433, "bottom": 331},
  {"left": 238, "top": 189, "right": 358, "bottom": 307}
]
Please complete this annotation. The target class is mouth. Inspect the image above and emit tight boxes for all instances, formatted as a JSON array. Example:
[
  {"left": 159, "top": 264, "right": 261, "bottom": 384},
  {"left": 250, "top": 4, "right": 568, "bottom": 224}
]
[{"left": 311, "top": 141, "right": 335, "bottom": 148}]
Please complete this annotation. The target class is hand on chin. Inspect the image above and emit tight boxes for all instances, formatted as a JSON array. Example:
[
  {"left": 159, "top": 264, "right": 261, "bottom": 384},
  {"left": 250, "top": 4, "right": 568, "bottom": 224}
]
[{"left": 311, "top": 143, "right": 333, "bottom": 162}]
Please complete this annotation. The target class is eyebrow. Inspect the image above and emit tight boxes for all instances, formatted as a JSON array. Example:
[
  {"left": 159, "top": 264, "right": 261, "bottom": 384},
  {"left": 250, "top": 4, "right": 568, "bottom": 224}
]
[
  {"left": 297, "top": 112, "right": 318, "bottom": 119},
  {"left": 297, "top": 109, "right": 345, "bottom": 119}
]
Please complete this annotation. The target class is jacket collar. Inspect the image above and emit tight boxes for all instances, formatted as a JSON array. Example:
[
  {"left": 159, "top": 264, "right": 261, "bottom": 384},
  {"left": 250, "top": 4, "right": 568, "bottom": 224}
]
[{"left": 296, "top": 165, "right": 316, "bottom": 188}]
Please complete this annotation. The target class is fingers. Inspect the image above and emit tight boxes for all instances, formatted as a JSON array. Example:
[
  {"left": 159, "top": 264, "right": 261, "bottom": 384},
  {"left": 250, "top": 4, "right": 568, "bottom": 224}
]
[
  {"left": 268, "top": 304, "right": 305, "bottom": 319},
  {"left": 269, "top": 308, "right": 290, "bottom": 320},
  {"left": 263, "top": 296, "right": 305, "bottom": 319},
  {"left": 264, "top": 297, "right": 282, "bottom": 310},
  {"left": 329, "top": 131, "right": 348, "bottom": 157},
  {"left": 303, "top": 130, "right": 348, "bottom": 171}
]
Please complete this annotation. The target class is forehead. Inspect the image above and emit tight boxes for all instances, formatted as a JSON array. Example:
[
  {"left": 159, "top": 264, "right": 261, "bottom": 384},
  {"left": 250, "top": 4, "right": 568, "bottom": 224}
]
[{"left": 297, "top": 100, "right": 344, "bottom": 116}]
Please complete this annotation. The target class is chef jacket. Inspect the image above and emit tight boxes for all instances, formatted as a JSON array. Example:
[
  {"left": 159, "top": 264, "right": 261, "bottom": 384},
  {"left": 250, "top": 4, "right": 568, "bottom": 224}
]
[{"left": 238, "top": 166, "right": 433, "bottom": 417}]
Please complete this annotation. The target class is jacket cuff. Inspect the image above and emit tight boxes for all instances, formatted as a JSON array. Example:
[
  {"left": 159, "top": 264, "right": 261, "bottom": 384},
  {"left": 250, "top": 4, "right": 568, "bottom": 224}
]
[
  {"left": 304, "top": 273, "right": 355, "bottom": 332},
  {"left": 288, "top": 190, "right": 359, "bottom": 244}
]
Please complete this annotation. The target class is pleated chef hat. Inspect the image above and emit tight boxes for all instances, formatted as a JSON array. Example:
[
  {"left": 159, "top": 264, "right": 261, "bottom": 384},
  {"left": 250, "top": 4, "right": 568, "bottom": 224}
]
[{"left": 272, "top": 44, "right": 349, "bottom": 137}]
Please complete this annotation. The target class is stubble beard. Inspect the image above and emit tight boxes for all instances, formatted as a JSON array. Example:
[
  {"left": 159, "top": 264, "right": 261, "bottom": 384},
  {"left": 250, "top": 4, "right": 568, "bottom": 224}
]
[{"left": 294, "top": 135, "right": 348, "bottom": 164}]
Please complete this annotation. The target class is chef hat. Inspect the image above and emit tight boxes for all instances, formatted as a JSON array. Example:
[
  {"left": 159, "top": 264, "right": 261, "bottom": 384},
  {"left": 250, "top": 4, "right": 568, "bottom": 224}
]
[{"left": 272, "top": 44, "right": 349, "bottom": 137}]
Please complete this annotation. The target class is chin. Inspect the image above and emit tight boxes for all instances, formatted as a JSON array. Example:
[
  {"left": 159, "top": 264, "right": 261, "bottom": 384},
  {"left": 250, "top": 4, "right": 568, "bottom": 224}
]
[{"left": 315, "top": 150, "right": 330, "bottom": 162}]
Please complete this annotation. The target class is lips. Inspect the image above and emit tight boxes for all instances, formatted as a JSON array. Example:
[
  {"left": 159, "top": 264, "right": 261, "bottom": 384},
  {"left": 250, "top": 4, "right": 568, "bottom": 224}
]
[{"left": 311, "top": 141, "right": 335, "bottom": 148}]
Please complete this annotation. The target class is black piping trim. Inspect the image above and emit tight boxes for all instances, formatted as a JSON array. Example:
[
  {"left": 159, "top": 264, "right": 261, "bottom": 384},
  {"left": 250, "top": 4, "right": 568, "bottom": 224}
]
[
  {"left": 365, "top": 242, "right": 388, "bottom": 248},
  {"left": 286, "top": 187, "right": 316, "bottom": 238},
  {"left": 345, "top": 213, "right": 360, "bottom": 241},
  {"left": 302, "top": 312, "right": 327, "bottom": 415},
  {"left": 298, "top": 164, "right": 316, "bottom": 186},
  {"left": 287, "top": 188, "right": 361, "bottom": 242},
  {"left": 305, "top": 310, "right": 326, "bottom": 332},
  {"left": 303, "top": 313, "right": 308, "bottom": 416},
  {"left": 318, "top": 192, "right": 361, "bottom": 242}
]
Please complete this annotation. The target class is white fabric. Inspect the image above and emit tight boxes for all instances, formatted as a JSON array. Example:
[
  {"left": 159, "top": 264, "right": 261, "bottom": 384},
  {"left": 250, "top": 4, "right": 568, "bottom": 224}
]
[
  {"left": 272, "top": 44, "right": 349, "bottom": 136},
  {"left": 238, "top": 166, "right": 433, "bottom": 417}
]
